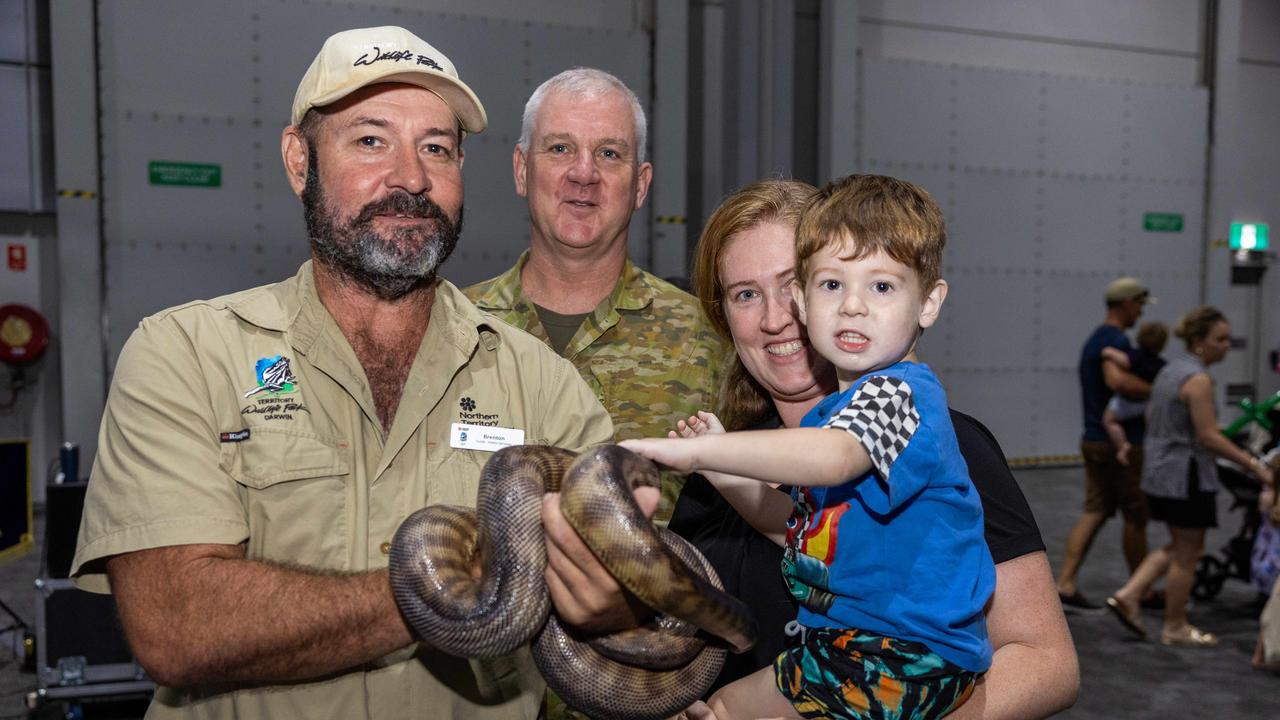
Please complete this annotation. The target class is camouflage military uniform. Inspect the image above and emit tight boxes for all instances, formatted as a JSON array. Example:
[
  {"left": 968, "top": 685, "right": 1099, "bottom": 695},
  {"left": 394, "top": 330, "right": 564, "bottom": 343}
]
[{"left": 465, "top": 250, "right": 727, "bottom": 523}]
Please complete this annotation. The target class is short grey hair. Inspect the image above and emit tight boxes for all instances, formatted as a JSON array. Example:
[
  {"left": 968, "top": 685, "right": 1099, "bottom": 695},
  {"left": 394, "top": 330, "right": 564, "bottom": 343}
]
[{"left": 518, "top": 67, "right": 647, "bottom": 164}]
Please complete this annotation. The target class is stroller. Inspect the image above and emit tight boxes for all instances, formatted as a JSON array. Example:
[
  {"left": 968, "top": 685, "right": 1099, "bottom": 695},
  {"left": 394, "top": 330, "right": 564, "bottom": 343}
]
[{"left": 1191, "top": 398, "right": 1280, "bottom": 601}]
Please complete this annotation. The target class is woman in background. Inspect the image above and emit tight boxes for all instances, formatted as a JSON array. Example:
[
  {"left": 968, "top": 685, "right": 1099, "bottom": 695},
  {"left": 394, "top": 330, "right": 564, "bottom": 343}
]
[
  {"left": 670, "top": 179, "right": 1079, "bottom": 718},
  {"left": 1107, "top": 306, "right": 1274, "bottom": 646}
]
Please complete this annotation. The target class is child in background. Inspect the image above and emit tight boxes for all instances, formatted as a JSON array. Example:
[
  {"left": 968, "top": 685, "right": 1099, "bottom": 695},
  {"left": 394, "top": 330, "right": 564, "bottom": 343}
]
[
  {"left": 1100, "top": 321, "right": 1169, "bottom": 465},
  {"left": 1252, "top": 452, "right": 1280, "bottom": 671},
  {"left": 623, "top": 174, "right": 994, "bottom": 720}
]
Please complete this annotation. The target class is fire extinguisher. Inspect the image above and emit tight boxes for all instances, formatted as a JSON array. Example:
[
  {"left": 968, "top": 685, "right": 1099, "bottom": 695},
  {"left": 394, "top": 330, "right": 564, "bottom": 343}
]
[{"left": 0, "top": 303, "right": 50, "bottom": 408}]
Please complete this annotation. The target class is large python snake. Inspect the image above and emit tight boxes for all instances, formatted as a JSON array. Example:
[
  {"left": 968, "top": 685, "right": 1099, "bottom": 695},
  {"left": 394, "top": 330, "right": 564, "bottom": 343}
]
[{"left": 389, "top": 444, "right": 757, "bottom": 720}]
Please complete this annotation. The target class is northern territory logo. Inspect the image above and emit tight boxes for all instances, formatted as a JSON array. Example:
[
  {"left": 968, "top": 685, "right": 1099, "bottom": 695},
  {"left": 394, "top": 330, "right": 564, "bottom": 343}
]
[
  {"left": 458, "top": 396, "right": 499, "bottom": 426},
  {"left": 244, "top": 355, "right": 298, "bottom": 398}
]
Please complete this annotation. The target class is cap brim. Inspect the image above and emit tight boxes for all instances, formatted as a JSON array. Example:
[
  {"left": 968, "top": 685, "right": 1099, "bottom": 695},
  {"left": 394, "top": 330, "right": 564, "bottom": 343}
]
[{"left": 302, "top": 68, "right": 487, "bottom": 133}]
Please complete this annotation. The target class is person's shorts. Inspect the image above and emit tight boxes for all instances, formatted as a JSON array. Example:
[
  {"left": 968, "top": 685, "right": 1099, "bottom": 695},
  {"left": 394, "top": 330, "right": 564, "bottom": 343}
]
[
  {"left": 1148, "top": 459, "right": 1218, "bottom": 530},
  {"left": 1081, "top": 439, "right": 1149, "bottom": 522},
  {"left": 774, "top": 626, "right": 979, "bottom": 720}
]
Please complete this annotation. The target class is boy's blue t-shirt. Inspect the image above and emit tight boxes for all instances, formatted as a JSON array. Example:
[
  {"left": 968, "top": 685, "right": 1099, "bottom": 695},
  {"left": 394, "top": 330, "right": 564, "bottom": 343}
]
[{"left": 784, "top": 360, "right": 995, "bottom": 672}]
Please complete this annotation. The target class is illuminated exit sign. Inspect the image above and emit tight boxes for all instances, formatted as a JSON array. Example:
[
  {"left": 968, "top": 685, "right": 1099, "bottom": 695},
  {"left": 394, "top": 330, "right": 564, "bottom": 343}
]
[{"left": 1229, "top": 222, "right": 1269, "bottom": 251}]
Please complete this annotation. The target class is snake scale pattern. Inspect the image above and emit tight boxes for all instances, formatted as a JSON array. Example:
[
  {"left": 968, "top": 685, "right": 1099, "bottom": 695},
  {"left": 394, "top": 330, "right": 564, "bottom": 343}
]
[{"left": 389, "top": 444, "right": 757, "bottom": 719}]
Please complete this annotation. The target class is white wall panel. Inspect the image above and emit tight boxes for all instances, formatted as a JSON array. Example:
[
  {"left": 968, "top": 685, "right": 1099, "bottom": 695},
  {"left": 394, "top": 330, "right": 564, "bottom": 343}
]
[
  {"left": 0, "top": 65, "right": 32, "bottom": 210},
  {"left": 860, "top": 0, "right": 1202, "bottom": 52},
  {"left": 948, "top": 172, "right": 1042, "bottom": 269},
  {"left": 857, "top": 0, "right": 1202, "bottom": 84},
  {"left": 939, "top": 268, "right": 1038, "bottom": 371},
  {"left": 1037, "top": 272, "right": 1116, "bottom": 370},
  {"left": 1033, "top": 366, "right": 1083, "bottom": 456},
  {"left": 1233, "top": 65, "right": 1280, "bottom": 216},
  {"left": 358, "top": 0, "right": 642, "bottom": 31},
  {"left": 98, "top": 0, "right": 258, "bottom": 121},
  {"left": 1042, "top": 78, "right": 1127, "bottom": 175},
  {"left": 1039, "top": 176, "right": 1126, "bottom": 272},
  {"left": 860, "top": 23, "right": 1202, "bottom": 85},
  {"left": 1126, "top": 84, "right": 1208, "bottom": 180},
  {"left": 0, "top": 0, "right": 29, "bottom": 63},
  {"left": 952, "top": 68, "right": 1041, "bottom": 170},
  {"left": 861, "top": 60, "right": 953, "bottom": 165},
  {"left": 942, "top": 368, "right": 1039, "bottom": 456},
  {"left": 1241, "top": 0, "right": 1280, "bottom": 63}
]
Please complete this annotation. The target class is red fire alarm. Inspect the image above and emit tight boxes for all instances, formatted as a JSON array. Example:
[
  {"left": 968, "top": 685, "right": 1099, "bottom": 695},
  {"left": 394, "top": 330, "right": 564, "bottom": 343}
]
[{"left": 7, "top": 244, "right": 26, "bottom": 271}]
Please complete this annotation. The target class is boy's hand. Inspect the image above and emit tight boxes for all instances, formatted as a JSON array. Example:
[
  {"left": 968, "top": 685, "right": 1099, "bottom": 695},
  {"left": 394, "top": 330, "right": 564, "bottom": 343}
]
[
  {"left": 620, "top": 437, "right": 699, "bottom": 474},
  {"left": 670, "top": 410, "right": 725, "bottom": 439},
  {"left": 1116, "top": 441, "right": 1131, "bottom": 466}
]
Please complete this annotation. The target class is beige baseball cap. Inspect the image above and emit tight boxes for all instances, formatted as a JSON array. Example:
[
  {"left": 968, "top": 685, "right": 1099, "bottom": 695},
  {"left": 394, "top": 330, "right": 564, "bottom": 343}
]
[
  {"left": 1104, "top": 277, "right": 1157, "bottom": 304},
  {"left": 291, "top": 26, "right": 487, "bottom": 133}
]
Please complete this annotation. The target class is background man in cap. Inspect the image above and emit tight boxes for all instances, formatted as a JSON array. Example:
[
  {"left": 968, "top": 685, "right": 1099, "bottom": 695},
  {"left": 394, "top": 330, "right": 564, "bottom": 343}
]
[
  {"left": 1056, "top": 276, "right": 1157, "bottom": 608},
  {"left": 71, "top": 26, "right": 614, "bottom": 719},
  {"left": 465, "top": 68, "right": 726, "bottom": 531}
]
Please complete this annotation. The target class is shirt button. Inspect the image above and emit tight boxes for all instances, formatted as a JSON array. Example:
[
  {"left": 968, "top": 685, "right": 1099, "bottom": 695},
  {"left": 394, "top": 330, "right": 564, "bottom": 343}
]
[{"left": 380, "top": 542, "right": 391, "bottom": 555}]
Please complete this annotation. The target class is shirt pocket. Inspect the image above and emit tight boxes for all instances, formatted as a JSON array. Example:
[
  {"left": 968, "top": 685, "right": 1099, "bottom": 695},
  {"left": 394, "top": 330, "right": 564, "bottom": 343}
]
[
  {"left": 422, "top": 448, "right": 489, "bottom": 508},
  {"left": 227, "top": 428, "right": 351, "bottom": 569}
]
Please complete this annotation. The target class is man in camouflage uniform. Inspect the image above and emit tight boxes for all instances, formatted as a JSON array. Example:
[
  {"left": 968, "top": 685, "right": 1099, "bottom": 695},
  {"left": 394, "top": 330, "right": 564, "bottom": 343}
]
[{"left": 465, "top": 68, "right": 725, "bottom": 523}]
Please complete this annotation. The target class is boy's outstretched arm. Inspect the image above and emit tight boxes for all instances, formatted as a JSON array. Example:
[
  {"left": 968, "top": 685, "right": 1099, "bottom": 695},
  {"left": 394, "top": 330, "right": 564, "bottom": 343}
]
[
  {"left": 623, "top": 428, "right": 872, "bottom": 545},
  {"left": 623, "top": 426, "right": 869, "bottom": 485}
]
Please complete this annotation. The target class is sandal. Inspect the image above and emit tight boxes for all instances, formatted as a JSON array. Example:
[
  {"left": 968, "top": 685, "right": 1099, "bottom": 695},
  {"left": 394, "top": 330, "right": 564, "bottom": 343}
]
[
  {"left": 1058, "top": 590, "right": 1101, "bottom": 610},
  {"left": 1106, "top": 596, "right": 1147, "bottom": 639},
  {"left": 1160, "top": 625, "right": 1219, "bottom": 647}
]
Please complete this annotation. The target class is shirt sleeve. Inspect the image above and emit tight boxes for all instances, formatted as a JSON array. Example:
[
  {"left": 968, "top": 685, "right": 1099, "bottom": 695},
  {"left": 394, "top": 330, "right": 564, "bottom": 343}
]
[
  {"left": 823, "top": 375, "right": 933, "bottom": 511},
  {"left": 824, "top": 376, "right": 921, "bottom": 479},
  {"left": 540, "top": 354, "right": 615, "bottom": 451},
  {"left": 72, "top": 316, "right": 251, "bottom": 592}
]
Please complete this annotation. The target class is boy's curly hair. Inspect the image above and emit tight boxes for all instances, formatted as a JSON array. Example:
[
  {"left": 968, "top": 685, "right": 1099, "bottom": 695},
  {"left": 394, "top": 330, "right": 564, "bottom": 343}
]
[
  {"left": 795, "top": 174, "right": 945, "bottom": 296},
  {"left": 1135, "top": 321, "right": 1169, "bottom": 355}
]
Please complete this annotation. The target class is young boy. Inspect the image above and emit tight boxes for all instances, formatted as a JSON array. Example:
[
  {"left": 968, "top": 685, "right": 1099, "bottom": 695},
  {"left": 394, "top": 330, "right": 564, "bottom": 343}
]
[
  {"left": 1100, "top": 321, "right": 1169, "bottom": 465},
  {"left": 622, "top": 174, "right": 995, "bottom": 720}
]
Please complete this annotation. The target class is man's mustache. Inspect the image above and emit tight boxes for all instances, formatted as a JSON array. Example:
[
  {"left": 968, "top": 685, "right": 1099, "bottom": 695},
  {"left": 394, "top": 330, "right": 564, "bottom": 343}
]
[{"left": 353, "top": 191, "right": 453, "bottom": 227}]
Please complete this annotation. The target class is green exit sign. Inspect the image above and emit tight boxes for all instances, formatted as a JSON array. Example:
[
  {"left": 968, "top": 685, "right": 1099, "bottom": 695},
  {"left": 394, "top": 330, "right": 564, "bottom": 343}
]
[
  {"left": 149, "top": 161, "right": 221, "bottom": 188},
  {"left": 1229, "top": 222, "right": 1269, "bottom": 250},
  {"left": 1143, "top": 212, "right": 1183, "bottom": 232}
]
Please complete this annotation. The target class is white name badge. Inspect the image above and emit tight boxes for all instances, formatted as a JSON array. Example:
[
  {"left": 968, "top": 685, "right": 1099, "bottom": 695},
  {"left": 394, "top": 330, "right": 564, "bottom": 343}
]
[{"left": 450, "top": 423, "right": 525, "bottom": 452}]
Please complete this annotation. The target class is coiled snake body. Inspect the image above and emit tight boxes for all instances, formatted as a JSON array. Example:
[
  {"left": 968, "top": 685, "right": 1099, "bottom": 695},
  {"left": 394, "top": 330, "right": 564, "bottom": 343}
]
[{"left": 389, "top": 444, "right": 757, "bottom": 719}]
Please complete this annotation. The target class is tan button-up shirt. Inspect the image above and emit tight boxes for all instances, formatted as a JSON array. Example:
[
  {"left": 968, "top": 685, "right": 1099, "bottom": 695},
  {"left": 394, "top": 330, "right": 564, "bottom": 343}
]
[{"left": 72, "top": 262, "right": 614, "bottom": 719}]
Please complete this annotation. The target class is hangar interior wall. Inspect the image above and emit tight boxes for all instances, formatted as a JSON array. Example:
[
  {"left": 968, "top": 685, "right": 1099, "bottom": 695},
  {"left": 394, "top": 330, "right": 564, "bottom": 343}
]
[
  {"left": 858, "top": 58, "right": 1207, "bottom": 459},
  {"left": 96, "top": 0, "right": 650, "bottom": 365}
]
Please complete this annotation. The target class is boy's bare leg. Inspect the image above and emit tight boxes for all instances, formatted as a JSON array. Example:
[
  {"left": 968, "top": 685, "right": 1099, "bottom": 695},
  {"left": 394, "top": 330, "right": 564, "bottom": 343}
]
[{"left": 707, "top": 666, "right": 804, "bottom": 720}]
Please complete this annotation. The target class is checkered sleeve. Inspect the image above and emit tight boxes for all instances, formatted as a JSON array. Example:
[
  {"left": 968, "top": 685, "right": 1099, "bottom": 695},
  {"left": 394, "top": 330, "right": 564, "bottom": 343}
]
[{"left": 823, "top": 376, "right": 919, "bottom": 480}]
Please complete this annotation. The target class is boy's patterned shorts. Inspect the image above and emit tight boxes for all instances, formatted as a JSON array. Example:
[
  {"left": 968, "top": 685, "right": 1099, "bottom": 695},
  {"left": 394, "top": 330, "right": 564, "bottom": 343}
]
[{"left": 774, "top": 626, "right": 979, "bottom": 720}]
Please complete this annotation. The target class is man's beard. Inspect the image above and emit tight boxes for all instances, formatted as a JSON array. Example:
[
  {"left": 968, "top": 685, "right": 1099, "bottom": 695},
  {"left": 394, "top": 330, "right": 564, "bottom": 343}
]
[{"left": 302, "top": 146, "right": 462, "bottom": 299}]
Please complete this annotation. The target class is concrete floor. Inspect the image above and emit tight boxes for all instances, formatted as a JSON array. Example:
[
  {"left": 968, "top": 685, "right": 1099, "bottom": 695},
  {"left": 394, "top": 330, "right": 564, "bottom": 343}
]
[{"left": 2, "top": 465, "right": 1279, "bottom": 718}]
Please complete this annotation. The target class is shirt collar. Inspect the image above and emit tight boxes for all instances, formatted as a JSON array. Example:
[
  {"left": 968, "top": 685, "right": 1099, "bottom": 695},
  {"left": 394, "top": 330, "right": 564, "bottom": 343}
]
[
  {"left": 223, "top": 261, "right": 311, "bottom": 335},
  {"left": 470, "top": 250, "right": 657, "bottom": 315},
  {"left": 224, "top": 261, "right": 499, "bottom": 354}
]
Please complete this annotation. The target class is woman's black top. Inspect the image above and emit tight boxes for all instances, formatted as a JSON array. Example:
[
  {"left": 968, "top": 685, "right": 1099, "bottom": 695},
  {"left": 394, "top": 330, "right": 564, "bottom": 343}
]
[{"left": 667, "top": 409, "right": 1044, "bottom": 695}]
